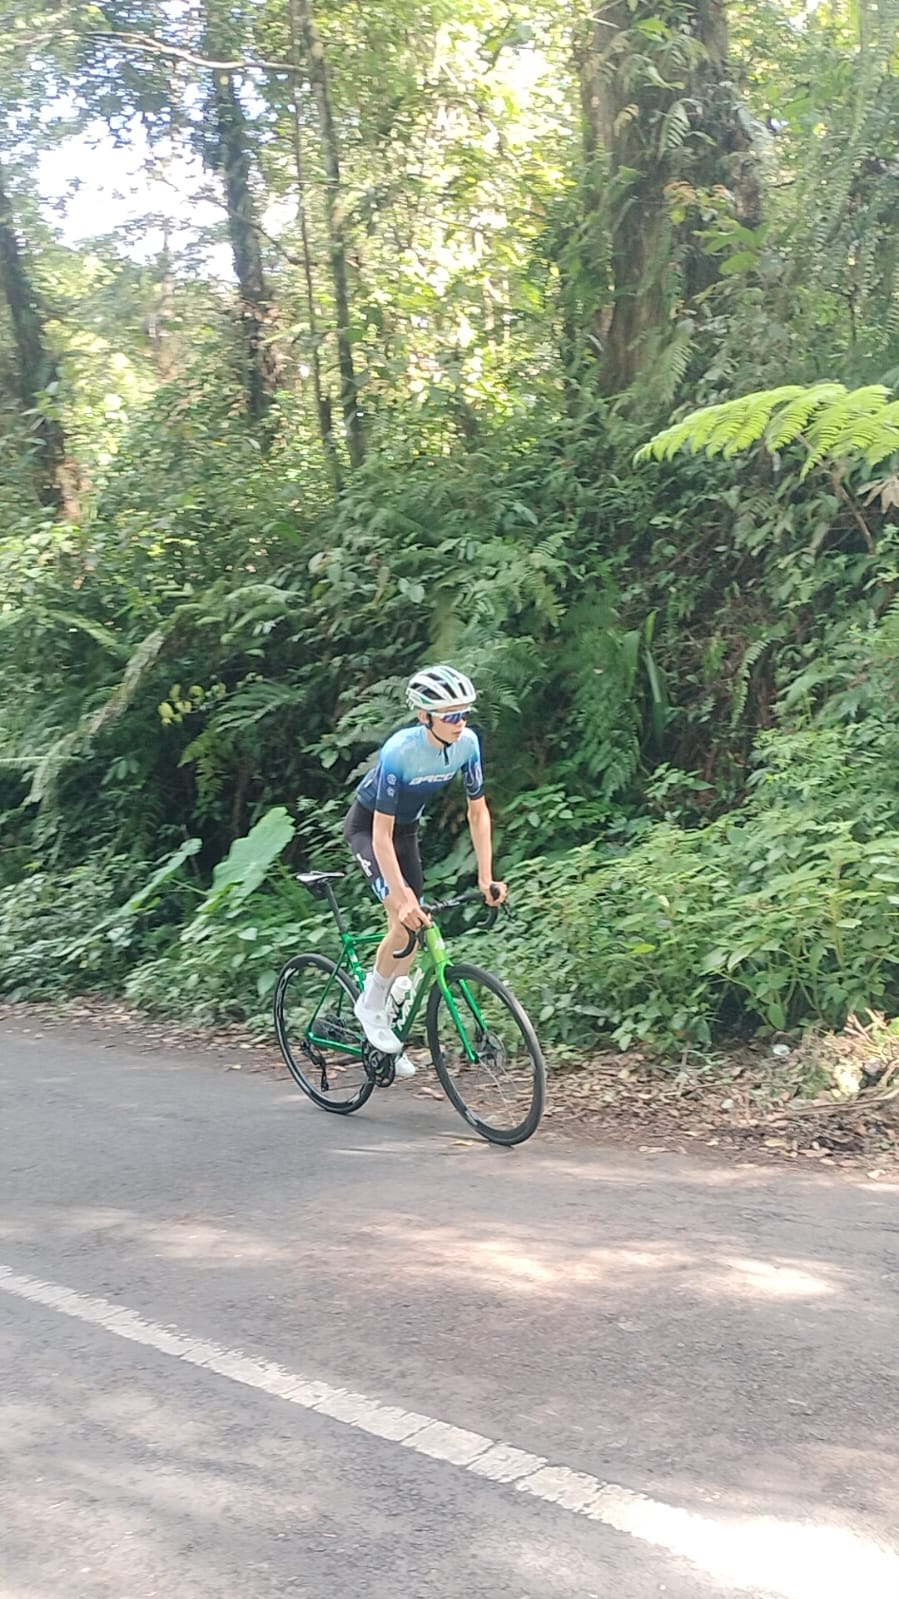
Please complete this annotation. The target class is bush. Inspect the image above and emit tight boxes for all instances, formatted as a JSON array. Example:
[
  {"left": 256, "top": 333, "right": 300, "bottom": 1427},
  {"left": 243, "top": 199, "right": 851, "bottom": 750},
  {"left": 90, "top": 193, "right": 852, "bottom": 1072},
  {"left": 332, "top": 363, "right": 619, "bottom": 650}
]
[
  {"left": 0, "top": 855, "right": 153, "bottom": 998},
  {"left": 123, "top": 888, "right": 317, "bottom": 1025},
  {"left": 502, "top": 721, "right": 899, "bottom": 1052}
]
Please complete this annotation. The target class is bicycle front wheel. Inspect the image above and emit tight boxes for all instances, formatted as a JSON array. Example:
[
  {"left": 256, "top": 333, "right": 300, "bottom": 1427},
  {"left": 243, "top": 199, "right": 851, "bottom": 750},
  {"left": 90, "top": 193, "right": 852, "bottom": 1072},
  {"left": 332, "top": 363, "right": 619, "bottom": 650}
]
[
  {"left": 426, "top": 963, "right": 546, "bottom": 1146},
  {"left": 273, "top": 953, "right": 374, "bottom": 1115}
]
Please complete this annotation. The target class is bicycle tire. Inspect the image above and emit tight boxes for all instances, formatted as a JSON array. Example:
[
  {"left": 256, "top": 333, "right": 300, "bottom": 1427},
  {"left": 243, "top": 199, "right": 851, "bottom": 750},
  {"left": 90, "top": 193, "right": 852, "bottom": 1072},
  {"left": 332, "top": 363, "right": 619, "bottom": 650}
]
[
  {"left": 425, "top": 962, "right": 546, "bottom": 1146},
  {"left": 273, "top": 952, "right": 374, "bottom": 1115}
]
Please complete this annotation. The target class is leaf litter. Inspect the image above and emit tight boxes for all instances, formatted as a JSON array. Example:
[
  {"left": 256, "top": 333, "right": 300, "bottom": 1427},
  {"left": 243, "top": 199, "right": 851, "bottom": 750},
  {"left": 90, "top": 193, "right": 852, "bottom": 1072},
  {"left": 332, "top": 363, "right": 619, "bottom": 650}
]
[{"left": 2, "top": 996, "right": 897, "bottom": 1174}]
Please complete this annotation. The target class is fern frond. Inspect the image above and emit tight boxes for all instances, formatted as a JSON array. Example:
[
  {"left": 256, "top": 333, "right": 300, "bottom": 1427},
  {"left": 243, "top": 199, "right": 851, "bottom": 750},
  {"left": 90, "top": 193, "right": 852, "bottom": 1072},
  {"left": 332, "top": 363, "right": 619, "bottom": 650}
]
[
  {"left": 212, "top": 679, "right": 302, "bottom": 733},
  {"left": 635, "top": 386, "right": 804, "bottom": 464},
  {"left": 638, "top": 383, "right": 899, "bottom": 478},
  {"left": 659, "top": 99, "right": 691, "bottom": 155},
  {"left": 652, "top": 328, "right": 693, "bottom": 405},
  {"left": 27, "top": 628, "right": 168, "bottom": 806},
  {"left": 614, "top": 103, "right": 639, "bottom": 135},
  {"left": 764, "top": 384, "right": 848, "bottom": 450},
  {"left": 731, "top": 639, "right": 771, "bottom": 729},
  {"left": 801, "top": 388, "right": 895, "bottom": 475}
]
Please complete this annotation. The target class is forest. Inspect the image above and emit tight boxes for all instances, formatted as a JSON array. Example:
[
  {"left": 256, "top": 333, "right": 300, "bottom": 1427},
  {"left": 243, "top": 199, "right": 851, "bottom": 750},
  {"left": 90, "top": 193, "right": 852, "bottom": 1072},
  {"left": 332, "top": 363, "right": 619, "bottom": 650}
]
[{"left": 2, "top": 0, "right": 898, "bottom": 1079}]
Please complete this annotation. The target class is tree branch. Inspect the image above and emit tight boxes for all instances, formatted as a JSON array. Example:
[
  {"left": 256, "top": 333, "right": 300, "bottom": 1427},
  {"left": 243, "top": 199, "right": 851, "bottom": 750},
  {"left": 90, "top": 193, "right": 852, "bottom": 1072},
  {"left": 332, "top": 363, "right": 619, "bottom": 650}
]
[
  {"left": 4, "top": 26, "right": 301, "bottom": 77},
  {"left": 828, "top": 469, "right": 876, "bottom": 556}
]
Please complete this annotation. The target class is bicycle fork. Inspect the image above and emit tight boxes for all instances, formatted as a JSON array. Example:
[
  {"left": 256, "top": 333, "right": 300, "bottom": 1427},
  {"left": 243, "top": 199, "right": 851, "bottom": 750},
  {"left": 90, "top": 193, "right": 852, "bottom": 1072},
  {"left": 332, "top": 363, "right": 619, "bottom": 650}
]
[{"left": 425, "top": 924, "right": 483, "bottom": 1064}]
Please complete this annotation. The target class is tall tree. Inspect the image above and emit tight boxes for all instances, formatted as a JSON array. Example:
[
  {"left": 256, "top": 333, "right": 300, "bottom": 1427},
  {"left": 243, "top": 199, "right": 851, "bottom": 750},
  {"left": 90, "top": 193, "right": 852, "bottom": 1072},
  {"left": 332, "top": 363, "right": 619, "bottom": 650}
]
[
  {"left": 0, "top": 159, "right": 77, "bottom": 514},
  {"left": 576, "top": 0, "right": 761, "bottom": 395},
  {"left": 204, "top": 7, "right": 281, "bottom": 429},
  {"left": 291, "top": 0, "right": 365, "bottom": 470},
  {"left": 285, "top": 0, "right": 341, "bottom": 490}
]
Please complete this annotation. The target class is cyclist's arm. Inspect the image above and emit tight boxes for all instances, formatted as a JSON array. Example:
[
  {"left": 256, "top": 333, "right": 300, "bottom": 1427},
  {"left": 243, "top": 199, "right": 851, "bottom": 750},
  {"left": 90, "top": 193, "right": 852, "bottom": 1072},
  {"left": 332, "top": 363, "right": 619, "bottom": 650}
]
[
  {"left": 467, "top": 796, "right": 507, "bottom": 904},
  {"left": 371, "top": 755, "right": 413, "bottom": 902}
]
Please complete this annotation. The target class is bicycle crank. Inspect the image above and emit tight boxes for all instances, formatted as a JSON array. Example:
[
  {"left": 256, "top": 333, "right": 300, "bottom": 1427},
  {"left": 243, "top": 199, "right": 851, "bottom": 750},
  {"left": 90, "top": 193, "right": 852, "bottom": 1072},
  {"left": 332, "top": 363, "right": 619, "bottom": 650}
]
[{"left": 362, "top": 1042, "right": 396, "bottom": 1087}]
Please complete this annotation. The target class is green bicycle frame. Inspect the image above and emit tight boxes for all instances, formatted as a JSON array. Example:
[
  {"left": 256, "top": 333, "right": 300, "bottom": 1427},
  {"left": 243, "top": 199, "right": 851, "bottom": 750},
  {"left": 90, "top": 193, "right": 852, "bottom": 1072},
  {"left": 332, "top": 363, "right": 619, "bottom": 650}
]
[
  {"left": 302, "top": 927, "right": 380, "bottom": 1057},
  {"left": 307, "top": 921, "right": 486, "bottom": 1064}
]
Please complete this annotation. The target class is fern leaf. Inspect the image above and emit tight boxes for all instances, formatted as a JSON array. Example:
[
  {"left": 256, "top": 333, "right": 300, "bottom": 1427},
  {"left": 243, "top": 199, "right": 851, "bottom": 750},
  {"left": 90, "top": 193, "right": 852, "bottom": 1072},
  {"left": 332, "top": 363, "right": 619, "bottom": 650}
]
[
  {"left": 764, "top": 384, "right": 847, "bottom": 450},
  {"left": 731, "top": 639, "right": 770, "bottom": 729},
  {"left": 638, "top": 383, "right": 899, "bottom": 477},
  {"left": 27, "top": 627, "right": 168, "bottom": 807},
  {"left": 635, "top": 386, "right": 804, "bottom": 464},
  {"left": 653, "top": 328, "right": 693, "bottom": 404},
  {"left": 659, "top": 99, "right": 690, "bottom": 154}
]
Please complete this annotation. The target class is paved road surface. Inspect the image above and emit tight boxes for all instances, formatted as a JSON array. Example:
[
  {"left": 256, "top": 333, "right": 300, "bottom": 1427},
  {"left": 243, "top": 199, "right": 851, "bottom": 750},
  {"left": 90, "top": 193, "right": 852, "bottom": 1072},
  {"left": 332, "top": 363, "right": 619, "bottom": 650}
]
[{"left": 2, "top": 1016, "right": 898, "bottom": 1599}]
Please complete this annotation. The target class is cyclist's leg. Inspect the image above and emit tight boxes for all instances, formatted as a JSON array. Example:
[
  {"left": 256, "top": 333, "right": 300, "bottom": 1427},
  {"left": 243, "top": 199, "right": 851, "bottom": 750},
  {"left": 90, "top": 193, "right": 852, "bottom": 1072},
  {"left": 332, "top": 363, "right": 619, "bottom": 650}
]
[
  {"left": 344, "top": 802, "right": 422, "bottom": 979},
  {"left": 374, "top": 825, "right": 424, "bottom": 979},
  {"left": 343, "top": 803, "right": 421, "bottom": 1067},
  {"left": 343, "top": 800, "right": 393, "bottom": 909}
]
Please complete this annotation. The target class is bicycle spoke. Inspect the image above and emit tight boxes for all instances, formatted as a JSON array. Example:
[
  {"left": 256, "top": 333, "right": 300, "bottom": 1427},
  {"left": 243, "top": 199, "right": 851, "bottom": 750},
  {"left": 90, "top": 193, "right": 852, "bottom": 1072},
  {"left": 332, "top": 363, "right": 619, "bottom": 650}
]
[
  {"left": 274, "top": 954, "right": 373, "bottom": 1114},
  {"left": 427, "top": 963, "right": 545, "bottom": 1145}
]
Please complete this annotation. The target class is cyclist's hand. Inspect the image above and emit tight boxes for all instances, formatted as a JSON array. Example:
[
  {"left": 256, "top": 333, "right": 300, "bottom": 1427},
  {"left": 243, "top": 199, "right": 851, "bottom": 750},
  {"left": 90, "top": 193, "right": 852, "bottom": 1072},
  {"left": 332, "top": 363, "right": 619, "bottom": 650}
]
[
  {"left": 479, "top": 877, "right": 507, "bottom": 906},
  {"left": 387, "top": 888, "right": 431, "bottom": 930}
]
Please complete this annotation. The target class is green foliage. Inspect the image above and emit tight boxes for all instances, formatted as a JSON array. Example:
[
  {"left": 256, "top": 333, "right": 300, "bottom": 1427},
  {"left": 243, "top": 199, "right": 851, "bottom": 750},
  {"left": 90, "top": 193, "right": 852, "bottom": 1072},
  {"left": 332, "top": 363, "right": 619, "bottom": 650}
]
[
  {"left": 123, "top": 836, "right": 202, "bottom": 912},
  {"left": 197, "top": 806, "right": 296, "bottom": 918},
  {"left": 636, "top": 384, "right": 899, "bottom": 476},
  {"left": 2, "top": 0, "right": 899, "bottom": 1071},
  {"left": 503, "top": 716, "right": 899, "bottom": 1052},
  {"left": 0, "top": 853, "right": 174, "bottom": 998},
  {"left": 124, "top": 880, "right": 329, "bottom": 1023}
]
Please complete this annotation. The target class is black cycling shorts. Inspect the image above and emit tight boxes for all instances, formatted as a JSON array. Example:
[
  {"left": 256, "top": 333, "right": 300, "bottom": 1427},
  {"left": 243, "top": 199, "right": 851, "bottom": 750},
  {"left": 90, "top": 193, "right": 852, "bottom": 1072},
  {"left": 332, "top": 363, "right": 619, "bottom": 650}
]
[{"left": 343, "top": 800, "right": 424, "bottom": 903}]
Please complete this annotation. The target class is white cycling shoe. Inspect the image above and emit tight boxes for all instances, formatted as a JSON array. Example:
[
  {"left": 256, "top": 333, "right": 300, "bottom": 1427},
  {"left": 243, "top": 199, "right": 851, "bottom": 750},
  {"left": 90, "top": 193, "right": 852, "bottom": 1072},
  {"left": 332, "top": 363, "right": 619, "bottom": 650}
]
[
  {"left": 354, "top": 993, "right": 402, "bottom": 1054},
  {"left": 353, "top": 991, "right": 417, "bottom": 1079},
  {"left": 354, "top": 972, "right": 419, "bottom": 1079}
]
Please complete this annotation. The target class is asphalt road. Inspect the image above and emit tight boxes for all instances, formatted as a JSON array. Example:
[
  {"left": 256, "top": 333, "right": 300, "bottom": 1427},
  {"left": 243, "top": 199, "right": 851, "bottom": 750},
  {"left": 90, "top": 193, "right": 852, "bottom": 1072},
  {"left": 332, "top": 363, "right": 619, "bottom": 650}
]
[{"left": 2, "top": 1015, "right": 898, "bottom": 1599}]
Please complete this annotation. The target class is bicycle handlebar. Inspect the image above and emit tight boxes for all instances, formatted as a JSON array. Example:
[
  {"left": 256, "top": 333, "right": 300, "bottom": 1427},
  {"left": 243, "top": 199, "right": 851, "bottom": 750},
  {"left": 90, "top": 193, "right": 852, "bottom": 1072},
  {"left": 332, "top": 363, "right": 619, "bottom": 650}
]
[{"left": 392, "top": 885, "right": 504, "bottom": 959}]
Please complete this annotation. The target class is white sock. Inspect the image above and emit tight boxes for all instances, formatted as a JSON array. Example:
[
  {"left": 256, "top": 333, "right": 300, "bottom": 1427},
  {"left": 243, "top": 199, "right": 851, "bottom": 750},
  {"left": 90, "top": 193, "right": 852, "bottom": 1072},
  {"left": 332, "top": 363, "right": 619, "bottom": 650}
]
[{"left": 365, "top": 968, "right": 391, "bottom": 1008}]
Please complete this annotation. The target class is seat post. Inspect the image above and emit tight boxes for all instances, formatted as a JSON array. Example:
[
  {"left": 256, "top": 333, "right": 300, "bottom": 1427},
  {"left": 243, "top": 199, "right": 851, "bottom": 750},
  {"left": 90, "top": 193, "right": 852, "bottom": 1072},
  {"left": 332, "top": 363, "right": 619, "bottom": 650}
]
[{"left": 323, "top": 880, "right": 347, "bottom": 934}]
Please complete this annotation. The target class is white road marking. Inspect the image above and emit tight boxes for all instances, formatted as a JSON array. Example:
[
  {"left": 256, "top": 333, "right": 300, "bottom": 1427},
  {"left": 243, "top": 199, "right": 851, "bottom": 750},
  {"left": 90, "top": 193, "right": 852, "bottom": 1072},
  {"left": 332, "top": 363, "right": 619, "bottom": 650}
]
[{"left": 2, "top": 1261, "right": 898, "bottom": 1599}]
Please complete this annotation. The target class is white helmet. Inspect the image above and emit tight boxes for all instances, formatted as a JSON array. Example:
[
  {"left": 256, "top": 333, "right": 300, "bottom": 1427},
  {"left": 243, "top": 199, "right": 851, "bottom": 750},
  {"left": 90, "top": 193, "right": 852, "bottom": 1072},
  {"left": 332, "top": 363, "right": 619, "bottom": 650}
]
[{"left": 405, "top": 663, "right": 477, "bottom": 712}]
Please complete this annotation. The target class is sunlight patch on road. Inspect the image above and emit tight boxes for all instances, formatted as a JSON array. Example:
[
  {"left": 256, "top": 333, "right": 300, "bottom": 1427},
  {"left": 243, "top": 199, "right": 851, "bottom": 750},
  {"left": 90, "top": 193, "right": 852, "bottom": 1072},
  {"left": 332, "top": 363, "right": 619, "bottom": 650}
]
[
  {"left": 55, "top": 1206, "right": 292, "bottom": 1266},
  {"left": 368, "top": 1222, "right": 693, "bottom": 1295},
  {"left": 720, "top": 1257, "right": 835, "bottom": 1299},
  {"left": 2, "top": 1261, "right": 897, "bottom": 1599},
  {"left": 586, "top": 1487, "right": 899, "bottom": 1599}
]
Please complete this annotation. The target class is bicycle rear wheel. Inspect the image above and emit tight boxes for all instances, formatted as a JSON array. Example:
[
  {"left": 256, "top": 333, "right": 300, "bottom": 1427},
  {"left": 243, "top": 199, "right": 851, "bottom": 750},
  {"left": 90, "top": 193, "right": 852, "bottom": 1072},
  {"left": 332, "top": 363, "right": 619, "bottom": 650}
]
[
  {"left": 273, "top": 953, "right": 374, "bottom": 1114},
  {"left": 426, "top": 963, "right": 546, "bottom": 1146}
]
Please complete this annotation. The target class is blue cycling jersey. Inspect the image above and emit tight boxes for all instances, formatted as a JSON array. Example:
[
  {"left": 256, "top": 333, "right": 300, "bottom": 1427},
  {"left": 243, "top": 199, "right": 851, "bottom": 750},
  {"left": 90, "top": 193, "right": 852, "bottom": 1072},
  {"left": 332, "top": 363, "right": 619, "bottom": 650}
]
[{"left": 355, "top": 724, "right": 485, "bottom": 825}]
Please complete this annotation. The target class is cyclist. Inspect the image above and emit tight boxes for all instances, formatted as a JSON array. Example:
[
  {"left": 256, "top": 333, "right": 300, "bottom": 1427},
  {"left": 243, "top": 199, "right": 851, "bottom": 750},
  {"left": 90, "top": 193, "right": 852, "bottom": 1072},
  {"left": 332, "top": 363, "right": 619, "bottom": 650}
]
[{"left": 343, "top": 664, "right": 507, "bottom": 1075}]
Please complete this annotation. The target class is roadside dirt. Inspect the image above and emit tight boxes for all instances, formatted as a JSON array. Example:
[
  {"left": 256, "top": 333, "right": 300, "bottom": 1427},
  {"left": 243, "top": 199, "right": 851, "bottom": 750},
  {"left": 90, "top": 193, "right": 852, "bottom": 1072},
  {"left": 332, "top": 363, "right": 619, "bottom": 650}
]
[{"left": 2, "top": 995, "right": 897, "bottom": 1176}]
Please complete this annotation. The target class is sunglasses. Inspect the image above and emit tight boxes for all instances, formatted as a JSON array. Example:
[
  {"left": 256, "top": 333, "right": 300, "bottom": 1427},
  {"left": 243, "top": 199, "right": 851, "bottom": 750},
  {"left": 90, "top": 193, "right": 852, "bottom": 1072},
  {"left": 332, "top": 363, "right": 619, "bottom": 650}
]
[{"left": 436, "top": 709, "right": 472, "bottom": 724}]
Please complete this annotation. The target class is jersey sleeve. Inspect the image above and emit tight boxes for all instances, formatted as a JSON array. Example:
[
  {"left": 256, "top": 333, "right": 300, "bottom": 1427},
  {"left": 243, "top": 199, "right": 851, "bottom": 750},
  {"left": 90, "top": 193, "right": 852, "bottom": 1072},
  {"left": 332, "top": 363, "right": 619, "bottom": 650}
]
[
  {"left": 463, "top": 733, "right": 485, "bottom": 801},
  {"left": 372, "top": 745, "right": 403, "bottom": 815}
]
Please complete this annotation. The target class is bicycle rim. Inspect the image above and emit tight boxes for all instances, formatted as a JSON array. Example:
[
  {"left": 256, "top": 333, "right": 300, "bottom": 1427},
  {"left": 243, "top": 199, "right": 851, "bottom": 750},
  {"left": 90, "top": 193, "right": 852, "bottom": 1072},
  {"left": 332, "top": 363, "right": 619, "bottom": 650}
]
[
  {"left": 426, "top": 962, "right": 545, "bottom": 1145},
  {"left": 273, "top": 953, "right": 374, "bottom": 1114}
]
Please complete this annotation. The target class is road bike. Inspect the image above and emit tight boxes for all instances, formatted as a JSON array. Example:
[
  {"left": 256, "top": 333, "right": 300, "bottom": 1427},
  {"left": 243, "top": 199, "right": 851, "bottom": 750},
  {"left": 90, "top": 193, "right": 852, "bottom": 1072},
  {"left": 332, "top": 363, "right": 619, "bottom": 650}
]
[{"left": 273, "top": 871, "right": 546, "bottom": 1146}]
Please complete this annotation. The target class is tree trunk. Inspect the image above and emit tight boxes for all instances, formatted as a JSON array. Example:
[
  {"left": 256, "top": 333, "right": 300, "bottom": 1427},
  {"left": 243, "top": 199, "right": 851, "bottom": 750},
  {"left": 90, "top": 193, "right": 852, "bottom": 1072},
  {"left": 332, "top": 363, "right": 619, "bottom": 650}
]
[
  {"left": 578, "top": 1, "right": 668, "bottom": 394},
  {"left": 287, "top": 0, "right": 342, "bottom": 492},
  {"left": 147, "top": 225, "right": 177, "bottom": 381},
  {"left": 576, "top": 0, "right": 761, "bottom": 395},
  {"left": 207, "top": 60, "right": 280, "bottom": 427},
  {"left": 602, "top": 185, "right": 671, "bottom": 398},
  {"left": 293, "top": 0, "right": 365, "bottom": 470},
  {"left": 685, "top": 0, "right": 763, "bottom": 291},
  {"left": 0, "top": 161, "right": 77, "bottom": 515}
]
